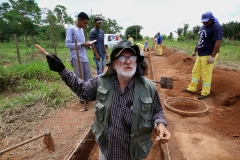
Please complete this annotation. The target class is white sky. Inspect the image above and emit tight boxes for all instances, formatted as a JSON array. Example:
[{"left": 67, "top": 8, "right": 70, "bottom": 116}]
[{"left": 2, "top": 0, "right": 240, "bottom": 37}]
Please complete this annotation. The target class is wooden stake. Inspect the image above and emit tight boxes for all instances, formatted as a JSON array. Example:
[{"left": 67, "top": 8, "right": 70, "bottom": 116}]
[{"left": 14, "top": 34, "right": 21, "bottom": 63}]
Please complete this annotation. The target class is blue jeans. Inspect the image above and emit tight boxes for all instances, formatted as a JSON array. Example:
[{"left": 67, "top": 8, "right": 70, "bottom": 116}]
[{"left": 95, "top": 54, "right": 106, "bottom": 75}]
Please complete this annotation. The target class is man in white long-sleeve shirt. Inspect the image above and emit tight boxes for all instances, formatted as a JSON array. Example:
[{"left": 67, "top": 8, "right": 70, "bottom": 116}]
[{"left": 65, "top": 12, "right": 92, "bottom": 105}]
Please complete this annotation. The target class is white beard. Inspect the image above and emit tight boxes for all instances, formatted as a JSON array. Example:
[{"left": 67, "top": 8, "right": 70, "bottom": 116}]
[{"left": 114, "top": 63, "right": 136, "bottom": 78}]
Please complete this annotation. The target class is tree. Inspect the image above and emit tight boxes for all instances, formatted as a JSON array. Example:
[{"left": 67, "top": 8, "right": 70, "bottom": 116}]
[
  {"left": 183, "top": 23, "right": 189, "bottom": 37},
  {"left": 81, "top": 14, "right": 123, "bottom": 41},
  {"left": 222, "top": 21, "right": 240, "bottom": 40},
  {"left": 41, "top": 5, "right": 74, "bottom": 54},
  {"left": 175, "top": 28, "right": 183, "bottom": 37},
  {"left": 168, "top": 32, "right": 173, "bottom": 40},
  {"left": 125, "top": 25, "right": 143, "bottom": 40},
  {"left": 192, "top": 25, "right": 201, "bottom": 40},
  {"left": 0, "top": 18, "right": 12, "bottom": 42},
  {"left": 53, "top": 5, "right": 74, "bottom": 28},
  {"left": 0, "top": 0, "right": 41, "bottom": 45},
  {"left": 102, "top": 18, "right": 123, "bottom": 34},
  {"left": 192, "top": 25, "right": 201, "bottom": 34}
]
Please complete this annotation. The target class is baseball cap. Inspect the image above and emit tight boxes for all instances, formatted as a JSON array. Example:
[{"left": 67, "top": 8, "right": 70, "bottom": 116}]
[
  {"left": 94, "top": 16, "right": 102, "bottom": 23},
  {"left": 201, "top": 11, "right": 213, "bottom": 22}
]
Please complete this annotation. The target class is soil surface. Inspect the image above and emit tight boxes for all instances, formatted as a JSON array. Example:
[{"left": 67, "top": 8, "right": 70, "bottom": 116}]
[{"left": 1, "top": 46, "right": 240, "bottom": 160}]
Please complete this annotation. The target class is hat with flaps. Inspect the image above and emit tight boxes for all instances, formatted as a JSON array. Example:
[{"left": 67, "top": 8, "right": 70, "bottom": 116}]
[{"left": 104, "top": 40, "right": 146, "bottom": 76}]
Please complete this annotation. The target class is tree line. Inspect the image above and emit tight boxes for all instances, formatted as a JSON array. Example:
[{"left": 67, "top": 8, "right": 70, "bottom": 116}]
[
  {"left": 0, "top": 0, "right": 123, "bottom": 54},
  {"left": 172, "top": 22, "right": 240, "bottom": 41},
  {"left": 1, "top": 0, "right": 239, "bottom": 49}
]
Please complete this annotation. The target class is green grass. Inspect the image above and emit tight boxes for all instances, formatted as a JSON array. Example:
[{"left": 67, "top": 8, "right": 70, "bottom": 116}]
[
  {"left": 0, "top": 40, "right": 103, "bottom": 111},
  {"left": 163, "top": 39, "right": 240, "bottom": 63}
]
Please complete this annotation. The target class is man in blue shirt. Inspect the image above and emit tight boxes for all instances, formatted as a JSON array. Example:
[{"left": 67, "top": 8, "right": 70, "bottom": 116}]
[
  {"left": 90, "top": 16, "right": 108, "bottom": 75},
  {"left": 65, "top": 12, "right": 92, "bottom": 106},
  {"left": 182, "top": 11, "right": 223, "bottom": 100},
  {"left": 156, "top": 32, "right": 162, "bottom": 56}
]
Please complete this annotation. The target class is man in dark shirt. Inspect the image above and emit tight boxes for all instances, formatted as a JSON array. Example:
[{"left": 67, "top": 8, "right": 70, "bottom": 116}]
[
  {"left": 183, "top": 11, "right": 223, "bottom": 100},
  {"left": 90, "top": 16, "right": 108, "bottom": 75},
  {"left": 46, "top": 40, "right": 171, "bottom": 160}
]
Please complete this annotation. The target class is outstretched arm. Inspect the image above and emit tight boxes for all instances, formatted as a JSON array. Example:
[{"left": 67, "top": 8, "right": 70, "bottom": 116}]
[{"left": 46, "top": 54, "right": 97, "bottom": 101}]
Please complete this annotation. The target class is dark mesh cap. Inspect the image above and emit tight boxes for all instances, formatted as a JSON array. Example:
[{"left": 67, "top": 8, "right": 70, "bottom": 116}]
[
  {"left": 94, "top": 16, "right": 103, "bottom": 23},
  {"left": 108, "top": 39, "right": 144, "bottom": 65}
]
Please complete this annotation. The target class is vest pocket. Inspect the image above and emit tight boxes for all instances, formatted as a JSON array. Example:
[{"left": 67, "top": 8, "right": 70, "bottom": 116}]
[
  {"left": 95, "top": 102, "right": 105, "bottom": 121},
  {"left": 97, "top": 86, "right": 108, "bottom": 101},
  {"left": 141, "top": 97, "right": 153, "bottom": 112},
  {"left": 139, "top": 97, "right": 153, "bottom": 132},
  {"left": 132, "top": 138, "right": 152, "bottom": 159},
  {"left": 139, "top": 139, "right": 152, "bottom": 158},
  {"left": 139, "top": 113, "right": 153, "bottom": 132},
  {"left": 91, "top": 120, "right": 108, "bottom": 147}
]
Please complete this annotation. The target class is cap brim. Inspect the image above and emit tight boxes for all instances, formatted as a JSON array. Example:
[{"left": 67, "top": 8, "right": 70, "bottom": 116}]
[
  {"left": 201, "top": 18, "right": 209, "bottom": 22},
  {"left": 96, "top": 20, "right": 102, "bottom": 23},
  {"left": 106, "top": 47, "right": 135, "bottom": 66},
  {"left": 115, "top": 47, "right": 136, "bottom": 57}
]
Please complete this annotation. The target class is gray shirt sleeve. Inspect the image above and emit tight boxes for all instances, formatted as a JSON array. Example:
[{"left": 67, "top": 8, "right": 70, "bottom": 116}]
[
  {"left": 153, "top": 90, "right": 167, "bottom": 126},
  {"left": 59, "top": 69, "right": 98, "bottom": 101},
  {"left": 65, "top": 27, "right": 83, "bottom": 49}
]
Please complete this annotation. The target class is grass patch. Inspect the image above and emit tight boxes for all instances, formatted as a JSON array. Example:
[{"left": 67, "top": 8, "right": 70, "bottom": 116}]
[{"left": 0, "top": 41, "right": 100, "bottom": 112}]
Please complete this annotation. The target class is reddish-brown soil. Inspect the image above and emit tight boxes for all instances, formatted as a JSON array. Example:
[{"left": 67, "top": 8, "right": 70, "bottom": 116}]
[
  {"left": 1, "top": 46, "right": 240, "bottom": 160},
  {"left": 170, "top": 102, "right": 201, "bottom": 111}
]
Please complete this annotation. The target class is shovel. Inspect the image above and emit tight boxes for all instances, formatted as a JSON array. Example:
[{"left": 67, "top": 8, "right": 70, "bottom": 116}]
[
  {"left": 152, "top": 77, "right": 173, "bottom": 89},
  {"left": 0, "top": 131, "right": 54, "bottom": 155}
]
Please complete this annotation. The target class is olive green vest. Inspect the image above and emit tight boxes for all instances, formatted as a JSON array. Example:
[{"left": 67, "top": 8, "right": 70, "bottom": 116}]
[{"left": 91, "top": 74, "right": 156, "bottom": 159}]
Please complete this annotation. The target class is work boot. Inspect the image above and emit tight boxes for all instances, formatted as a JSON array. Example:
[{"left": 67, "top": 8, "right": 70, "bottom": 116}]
[
  {"left": 198, "top": 95, "right": 208, "bottom": 100},
  {"left": 182, "top": 88, "right": 195, "bottom": 94},
  {"left": 84, "top": 100, "right": 89, "bottom": 111},
  {"left": 80, "top": 100, "right": 84, "bottom": 104}
]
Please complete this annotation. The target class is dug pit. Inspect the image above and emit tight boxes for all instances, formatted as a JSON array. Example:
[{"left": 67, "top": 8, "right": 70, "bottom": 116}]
[{"left": 164, "top": 97, "right": 209, "bottom": 117}]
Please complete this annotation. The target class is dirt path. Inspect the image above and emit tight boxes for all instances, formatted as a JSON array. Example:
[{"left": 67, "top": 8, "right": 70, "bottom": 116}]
[{"left": 1, "top": 46, "right": 240, "bottom": 160}]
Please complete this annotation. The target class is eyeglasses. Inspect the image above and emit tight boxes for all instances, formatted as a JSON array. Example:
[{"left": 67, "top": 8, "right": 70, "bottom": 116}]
[
  {"left": 117, "top": 56, "right": 137, "bottom": 63},
  {"left": 81, "top": 20, "right": 88, "bottom": 25}
]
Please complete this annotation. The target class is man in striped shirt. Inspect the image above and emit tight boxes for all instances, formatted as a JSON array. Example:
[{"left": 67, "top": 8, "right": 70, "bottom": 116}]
[{"left": 46, "top": 40, "right": 171, "bottom": 160}]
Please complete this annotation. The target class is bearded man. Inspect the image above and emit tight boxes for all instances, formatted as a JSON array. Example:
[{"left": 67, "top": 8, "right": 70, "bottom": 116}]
[{"left": 46, "top": 40, "right": 171, "bottom": 160}]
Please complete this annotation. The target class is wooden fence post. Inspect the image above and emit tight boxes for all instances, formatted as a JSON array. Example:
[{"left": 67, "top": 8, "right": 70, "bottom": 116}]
[{"left": 14, "top": 34, "right": 21, "bottom": 63}]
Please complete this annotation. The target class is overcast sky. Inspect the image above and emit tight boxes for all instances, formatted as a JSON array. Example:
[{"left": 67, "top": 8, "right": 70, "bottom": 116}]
[{"left": 2, "top": 0, "right": 240, "bottom": 37}]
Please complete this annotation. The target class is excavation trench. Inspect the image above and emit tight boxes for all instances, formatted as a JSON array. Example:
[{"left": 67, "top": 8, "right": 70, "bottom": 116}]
[{"left": 65, "top": 50, "right": 169, "bottom": 160}]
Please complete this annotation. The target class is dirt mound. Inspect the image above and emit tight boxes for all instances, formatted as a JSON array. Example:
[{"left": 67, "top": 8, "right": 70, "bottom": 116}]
[{"left": 167, "top": 54, "right": 195, "bottom": 74}]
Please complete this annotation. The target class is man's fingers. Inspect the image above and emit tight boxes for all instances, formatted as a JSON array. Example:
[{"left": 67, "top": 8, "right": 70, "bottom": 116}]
[
  {"left": 46, "top": 54, "right": 56, "bottom": 62},
  {"left": 159, "top": 132, "right": 171, "bottom": 143},
  {"left": 156, "top": 123, "right": 171, "bottom": 143},
  {"left": 52, "top": 54, "right": 61, "bottom": 61}
]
